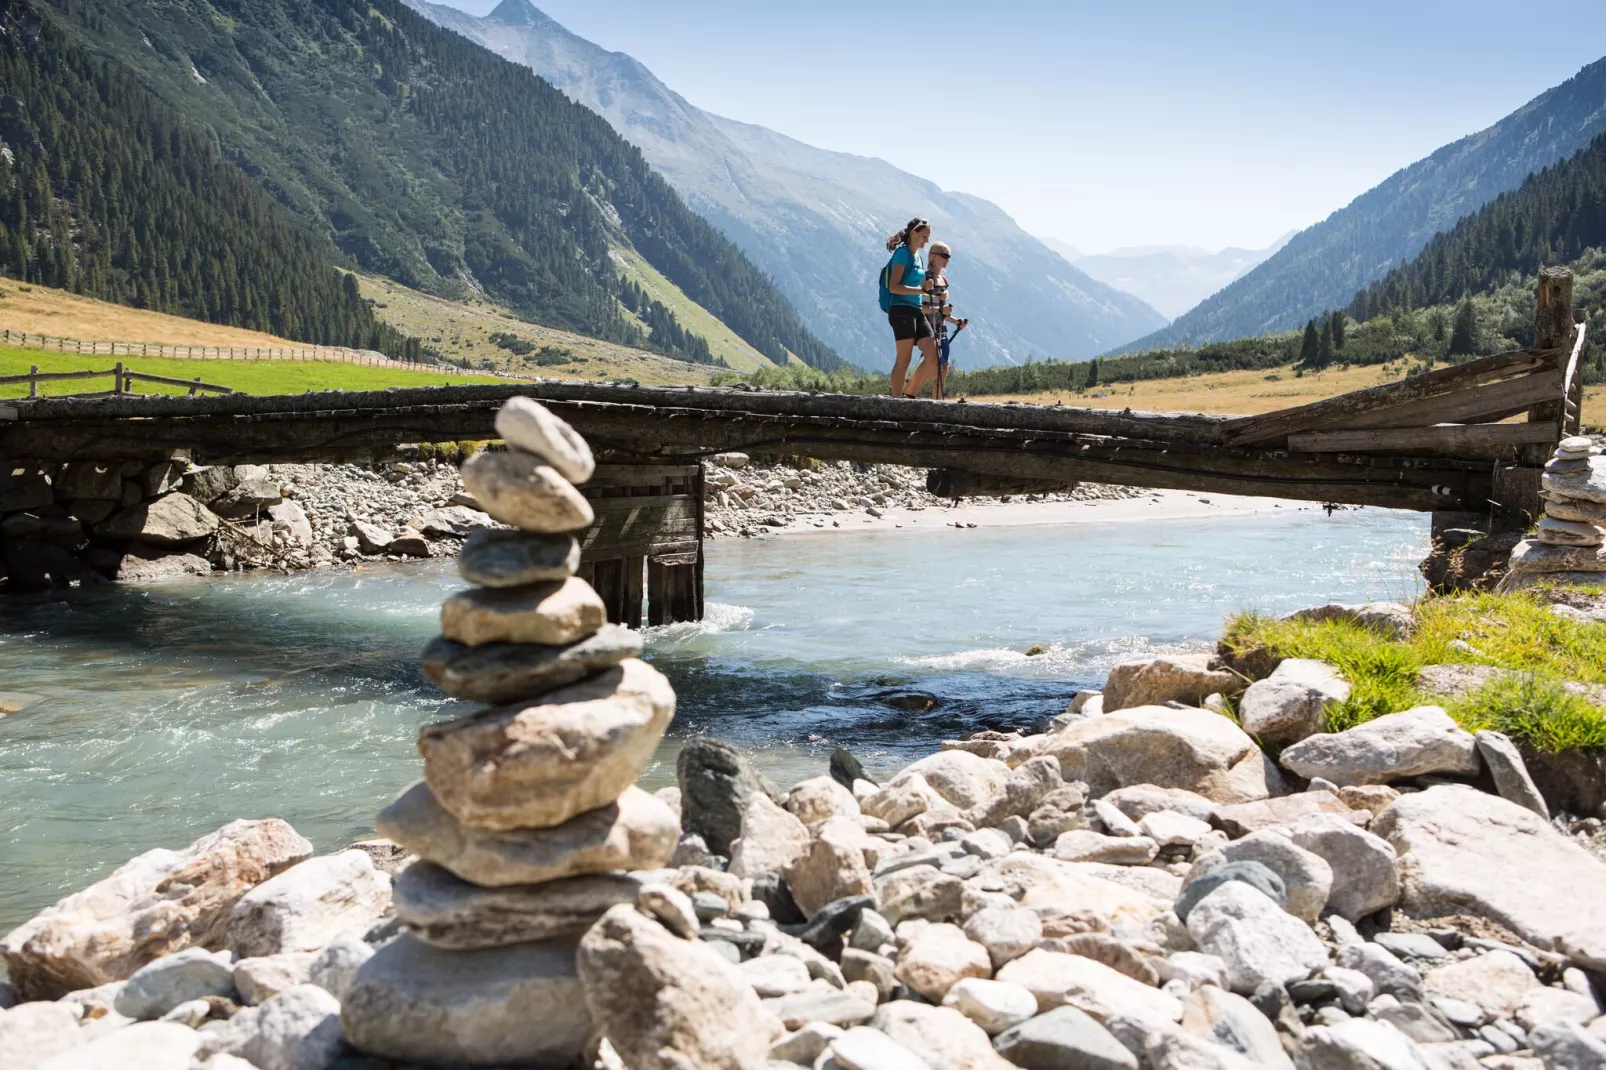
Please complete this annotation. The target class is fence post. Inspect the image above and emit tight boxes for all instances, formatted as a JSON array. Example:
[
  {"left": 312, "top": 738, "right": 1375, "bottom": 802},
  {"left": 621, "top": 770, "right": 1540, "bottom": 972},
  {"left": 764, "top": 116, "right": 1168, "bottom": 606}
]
[
  {"left": 191, "top": 377, "right": 200, "bottom": 398},
  {"left": 114, "top": 361, "right": 124, "bottom": 395},
  {"left": 29, "top": 364, "right": 37, "bottom": 398}
]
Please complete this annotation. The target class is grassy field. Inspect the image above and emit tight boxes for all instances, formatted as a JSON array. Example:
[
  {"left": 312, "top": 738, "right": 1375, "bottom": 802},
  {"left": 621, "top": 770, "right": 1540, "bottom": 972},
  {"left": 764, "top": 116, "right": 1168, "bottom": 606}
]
[
  {"left": 970, "top": 362, "right": 1606, "bottom": 427},
  {"left": 0, "top": 348, "right": 504, "bottom": 398},
  {"left": 1221, "top": 591, "right": 1606, "bottom": 753},
  {"left": 356, "top": 274, "right": 715, "bottom": 387},
  {"left": 609, "top": 247, "right": 775, "bottom": 373},
  {"left": 0, "top": 281, "right": 317, "bottom": 348}
]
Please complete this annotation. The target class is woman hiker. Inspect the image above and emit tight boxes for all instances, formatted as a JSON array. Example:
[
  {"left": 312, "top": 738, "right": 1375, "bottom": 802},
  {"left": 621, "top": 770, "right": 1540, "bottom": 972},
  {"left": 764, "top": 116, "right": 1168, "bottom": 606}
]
[
  {"left": 906, "top": 241, "right": 967, "bottom": 400},
  {"left": 878, "top": 217, "right": 939, "bottom": 398}
]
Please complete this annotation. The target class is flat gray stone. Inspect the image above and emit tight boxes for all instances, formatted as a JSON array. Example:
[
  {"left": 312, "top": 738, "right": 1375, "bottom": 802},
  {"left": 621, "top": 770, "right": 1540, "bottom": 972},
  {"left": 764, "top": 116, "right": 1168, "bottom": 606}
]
[
  {"left": 375, "top": 781, "right": 679, "bottom": 887},
  {"left": 1474, "top": 731, "right": 1550, "bottom": 819},
  {"left": 459, "top": 449, "right": 594, "bottom": 533},
  {"left": 1238, "top": 658, "right": 1350, "bottom": 745},
  {"left": 1185, "top": 832, "right": 1333, "bottom": 924},
  {"left": 341, "top": 933, "right": 591, "bottom": 1067},
  {"left": 1279, "top": 707, "right": 1480, "bottom": 787},
  {"left": 0, "top": 1002, "right": 83, "bottom": 1068},
  {"left": 762, "top": 987, "right": 877, "bottom": 1030},
  {"left": 992, "top": 1005, "right": 1138, "bottom": 1070},
  {"left": 1508, "top": 538, "right": 1606, "bottom": 573},
  {"left": 393, "top": 861, "right": 642, "bottom": 949},
  {"left": 1185, "top": 882, "right": 1329, "bottom": 994},
  {"left": 420, "top": 624, "right": 642, "bottom": 705},
  {"left": 1287, "top": 815, "right": 1400, "bottom": 922},
  {"left": 113, "top": 948, "right": 233, "bottom": 1020},
  {"left": 439, "top": 576, "right": 606, "bottom": 647},
  {"left": 457, "top": 529, "right": 579, "bottom": 587},
  {"left": 494, "top": 397, "right": 596, "bottom": 485}
]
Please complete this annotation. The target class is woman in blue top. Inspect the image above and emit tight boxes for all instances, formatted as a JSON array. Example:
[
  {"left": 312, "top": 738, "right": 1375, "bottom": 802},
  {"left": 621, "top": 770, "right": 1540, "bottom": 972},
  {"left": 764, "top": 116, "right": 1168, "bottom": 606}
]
[{"left": 879, "top": 217, "right": 938, "bottom": 398}]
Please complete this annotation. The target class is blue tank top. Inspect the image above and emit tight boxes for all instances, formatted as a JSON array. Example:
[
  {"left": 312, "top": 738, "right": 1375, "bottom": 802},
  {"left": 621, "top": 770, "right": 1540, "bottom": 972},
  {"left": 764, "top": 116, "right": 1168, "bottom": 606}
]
[{"left": 880, "top": 246, "right": 926, "bottom": 311}]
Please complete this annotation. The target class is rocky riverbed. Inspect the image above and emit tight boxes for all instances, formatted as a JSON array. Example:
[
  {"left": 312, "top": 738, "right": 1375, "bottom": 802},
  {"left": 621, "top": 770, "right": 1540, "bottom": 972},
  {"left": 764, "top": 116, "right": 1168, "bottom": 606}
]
[{"left": 3, "top": 399, "right": 1605, "bottom": 1070}]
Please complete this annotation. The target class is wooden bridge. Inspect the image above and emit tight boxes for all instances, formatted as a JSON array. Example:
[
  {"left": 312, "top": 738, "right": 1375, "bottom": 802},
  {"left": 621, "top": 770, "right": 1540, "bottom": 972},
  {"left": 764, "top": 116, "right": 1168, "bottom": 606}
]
[{"left": 0, "top": 270, "right": 1590, "bottom": 620}]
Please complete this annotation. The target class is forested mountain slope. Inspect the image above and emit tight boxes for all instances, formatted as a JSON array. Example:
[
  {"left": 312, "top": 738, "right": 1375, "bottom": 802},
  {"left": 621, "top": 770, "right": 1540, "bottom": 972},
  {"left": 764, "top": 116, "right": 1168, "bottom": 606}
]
[
  {"left": 0, "top": 0, "right": 406, "bottom": 353},
  {"left": 33, "top": 0, "right": 841, "bottom": 370},
  {"left": 405, "top": 0, "right": 1166, "bottom": 371},
  {"left": 1119, "top": 55, "right": 1606, "bottom": 352}
]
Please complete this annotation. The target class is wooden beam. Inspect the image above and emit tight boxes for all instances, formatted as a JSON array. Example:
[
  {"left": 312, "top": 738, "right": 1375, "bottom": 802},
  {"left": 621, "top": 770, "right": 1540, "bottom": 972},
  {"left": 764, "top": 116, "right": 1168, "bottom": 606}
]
[
  {"left": 1341, "top": 370, "right": 1562, "bottom": 431},
  {"left": 926, "top": 470, "right": 1079, "bottom": 498},
  {"left": 1219, "top": 347, "right": 1562, "bottom": 446},
  {"left": 1288, "top": 422, "right": 1558, "bottom": 455}
]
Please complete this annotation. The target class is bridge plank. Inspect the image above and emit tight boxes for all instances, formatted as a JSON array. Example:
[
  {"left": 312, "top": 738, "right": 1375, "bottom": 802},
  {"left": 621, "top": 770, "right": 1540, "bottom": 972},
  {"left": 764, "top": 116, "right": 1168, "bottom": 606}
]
[
  {"left": 1340, "top": 369, "right": 1562, "bottom": 431},
  {"left": 1288, "top": 422, "right": 1559, "bottom": 455},
  {"left": 1220, "top": 347, "right": 1560, "bottom": 446}
]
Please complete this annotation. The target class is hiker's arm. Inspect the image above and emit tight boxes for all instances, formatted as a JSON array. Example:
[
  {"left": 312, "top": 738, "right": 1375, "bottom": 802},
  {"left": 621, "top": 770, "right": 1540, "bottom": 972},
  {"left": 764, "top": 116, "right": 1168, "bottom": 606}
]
[{"left": 887, "top": 262, "right": 925, "bottom": 296}]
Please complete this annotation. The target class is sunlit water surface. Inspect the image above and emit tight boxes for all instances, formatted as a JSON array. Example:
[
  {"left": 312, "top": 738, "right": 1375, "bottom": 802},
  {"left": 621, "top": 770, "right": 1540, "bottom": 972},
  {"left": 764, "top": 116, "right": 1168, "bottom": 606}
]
[{"left": 0, "top": 506, "right": 1427, "bottom": 933}]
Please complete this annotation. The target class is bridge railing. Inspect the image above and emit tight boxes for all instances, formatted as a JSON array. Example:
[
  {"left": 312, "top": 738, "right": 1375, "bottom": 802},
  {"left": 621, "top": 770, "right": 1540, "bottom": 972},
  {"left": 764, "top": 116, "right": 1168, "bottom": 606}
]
[{"left": 0, "top": 361, "right": 233, "bottom": 398}]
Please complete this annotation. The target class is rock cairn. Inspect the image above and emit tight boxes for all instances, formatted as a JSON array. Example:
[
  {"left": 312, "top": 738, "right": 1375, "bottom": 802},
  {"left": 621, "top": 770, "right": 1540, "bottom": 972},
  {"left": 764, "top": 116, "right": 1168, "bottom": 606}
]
[
  {"left": 339, "top": 398, "right": 682, "bottom": 1067},
  {"left": 1505, "top": 435, "right": 1606, "bottom": 587}
]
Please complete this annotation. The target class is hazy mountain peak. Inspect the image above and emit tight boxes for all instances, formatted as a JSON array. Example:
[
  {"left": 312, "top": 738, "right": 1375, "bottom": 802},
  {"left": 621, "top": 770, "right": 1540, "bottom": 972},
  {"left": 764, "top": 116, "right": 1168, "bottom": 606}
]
[{"left": 487, "top": 0, "right": 544, "bottom": 29}]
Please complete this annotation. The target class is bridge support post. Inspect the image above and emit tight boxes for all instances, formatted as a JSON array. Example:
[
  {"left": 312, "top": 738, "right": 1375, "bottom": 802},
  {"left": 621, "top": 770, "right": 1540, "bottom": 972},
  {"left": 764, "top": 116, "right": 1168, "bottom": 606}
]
[{"left": 578, "top": 462, "right": 703, "bottom": 627}]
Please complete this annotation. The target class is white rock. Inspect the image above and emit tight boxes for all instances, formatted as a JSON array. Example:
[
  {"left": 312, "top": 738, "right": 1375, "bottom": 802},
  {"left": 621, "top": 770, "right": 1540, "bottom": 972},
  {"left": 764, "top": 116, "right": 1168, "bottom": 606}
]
[
  {"left": 231, "top": 952, "right": 316, "bottom": 1006},
  {"left": 1184, "top": 882, "right": 1329, "bottom": 994},
  {"left": 861, "top": 773, "right": 949, "bottom": 828},
  {"left": 1473, "top": 731, "right": 1550, "bottom": 820},
  {"left": 0, "top": 1002, "right": 83, "bottom": 1070},
  {"left": 996, "top": 949, "right": 1184, "bottom": 1027},
  {"left": 769, "top": 1021, "right": 843, "bottom": 1064},
  {"left": 1102, "top": 654, "right": 1238, "bottom": 712},
  {"left": 942, "top": 977, "right": 1038, "bottom": 1035},
  {"left": 637, "top": 883, "right": 700, "bottom": 940},
  {"left": 884, "top": 752, "right": 1011, "bottom": 812},
  {"left": 157, "top": 999, "right": 210, "bottom": 1027},
  {"left": 893, "top": 923, "right": 991, "bottom": 1002},
  {"left": 870, "top": 1000, "right": 1015, "bottom": 1069},
  {"left": 1181, "top": 984, "right": 1294, "bottom": 1070},
  {"left": 227, "top": 851, "right": 390, "bottom": 958},
  {"left": 37, "top": 1022, "right": 200, "bottom": 1070},
  {"left": 201, "top": 984, "right": 342, "bottom": 1070},
  {"left": 1139, "top": 811, "right": 1215, "bottom": 848},
  {"left": 1154, "top": 952, "right": 1228, "bottom": 992},
  {"left": 786, "top": 776, "right": 860, "bottom": 825},
  {"left": 1287, "top": 814, "right": 1399, "bottom": 921},
  {"left": 783, "top": 816, "right": 874, "bottom": 918},
  {"left": 728, "top": 793, "right": 811, "bottom": 879},
  {"left": 1515, "top": 986, "right": 1600, "bottom": 1032},
  {"left": 305, "top": 937, "right": 372, "bottom": 1002},
  {"left": 1422, "top": 951, "right": 1538, "bottom": 1021},
  {"left": 1299, "top": 1017, "right": 1431, "bottom": 1070},
  {"left": 740, "top": 955, "right": 812, "bottom": 998},
  {"left": 1237, "top": 658, "right": 1350, "bottom": 744},
  {"left": 1279, "top": 707, "right": 1480, "bottom": 787},
  {"left": 113, "top": 947, "right": 234, "bottom": 1020},
  {"left": 828, "top": 1026, "right": 930, "bottom": 1070},
  {"left": 1185, "top": 830, "right": 1334, "bottom": 924},
  {"left": 1053, "top": 831, "right": 1158, "bottom": 865},
  {"left": 961, "top": 907, "right": 1042, "bottom": 969},
  {"left": 1042, "top": 706, "right": 1271, "bottom": 802},
  {"left": 493, "top": 397, "right": 595, "bottom": 484}
]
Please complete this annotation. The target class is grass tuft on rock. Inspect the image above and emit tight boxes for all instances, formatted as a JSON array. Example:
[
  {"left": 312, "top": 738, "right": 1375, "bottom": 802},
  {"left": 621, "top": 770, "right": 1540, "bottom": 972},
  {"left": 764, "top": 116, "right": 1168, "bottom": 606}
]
[{"left": 1220, "top": 590, "right": 1606, "bottom": 752}]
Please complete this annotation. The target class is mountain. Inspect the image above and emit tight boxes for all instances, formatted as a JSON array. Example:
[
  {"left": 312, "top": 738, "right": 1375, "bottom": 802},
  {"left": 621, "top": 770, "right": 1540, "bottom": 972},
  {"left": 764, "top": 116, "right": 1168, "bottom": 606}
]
[
  {"left": 1118, "top": 56, "right": 1606, "bottom": 352},
  {"left": 32, "top": 0, "right": 841, "bottom": 371},
  {"left": 403, "top": 0, "right": 1167, "bottom": 371},
  {"left": 0, "top": 0, "right": 407, "bottom": 354},
  {"left": 1350, "top": 129, "right": 1606, "bottom": 332},
  {"left": 1066, "top": 235, "right": 1294, "bottom": 320}
]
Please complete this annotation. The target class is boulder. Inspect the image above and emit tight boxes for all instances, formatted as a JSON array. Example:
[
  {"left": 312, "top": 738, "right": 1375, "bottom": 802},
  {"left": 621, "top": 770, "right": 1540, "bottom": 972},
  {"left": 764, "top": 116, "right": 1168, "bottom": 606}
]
[
  {"left": 763, "top": 984, "right": 876, "bottom": 1030},
  {"left": 1140, "top": 811, "right": 1215, "bottom": 848},
  {"left": 1053, "top": 830, "right": 1159, "bottom": 865},
  {"left": 419, "top": 624, "right": 642, "bottom": 705},
  {"left": 388, "top": 532, "right": 431, "bottom": 558},
  {"left": 676, "top": 737, "right": 776, "bottom": 856},
  {"left": 439, "top": 576, "right": 606, "bottom": 647},
  {"left": 419, "top": 659, "right": 674, "bottom": 830},
  {"left": 1103, "top": 785, "right": 1218, "bottom": 825},
  {"left": 376, "top": 780, "right": 677, "bottom": 885},
  {"left": 786, "top": 776, "right": 860, "bottom": 825},
  {"left": 459, "top": 449, "right": 594, "bottom": 533},
  {"left": 827, "top": 1027, "right": 930, "bottom": 1070},
  {"left": 1299, "top": 1019, "right": 1431, "bottom": 1070},
  {"left": 993, "top": 1005, "right": 1139, "bottom": 1070},
  {"left": 231, "top": 952, "right": 316, "bottom": 1006},
  {"left": 265, "top": 501, "right": 312, "bottom": 546},
  {"left": 97, "top": 493, "right": 218, "bottom": 546},
  {"left": 1041, "top": 706, "right": 1267, "bottom": 802},
  {"left": 1102, "top": 654, "right": 1239, "bottom": 712},
  {"left": 1185, "top": 831, "right": 1333, "bottom": 924},
  {"left": 393, "top": 862, "right": 640, "bottom": 949},
  {"left": 869, "top": 1000, "right": 1014, "bottom": 1070},
  {"left": 35, "top": 1021, "right": 200, "bottom": 1070},
  {"left": 981, "top": 853, "right": 1169, "bottom": 934},
  {"left": 1279, "top": 707, "right": 1480, "bottom": 787},
  {"left": 782, "top": 816, "right": 874, "bottom": 918},
  {"left": 305, "top": 937, "right": 371, "bottom": 1002},
  {"left": 349, "top": 520, "right": 393, "bottom": 553},
  {"left": 1181, "top": 984, "right": 1294, "bottom": 1070},
  {"left": 113, "top": 948, "right": 233, "bottom": 1020},
  {"left": 409, "top": 505, "right": 495, "bottom": 538},
  {"left": 893, "top": 923, "right": 991, "bottom": 1002},
  {"left": 208, "top": 478, "right": 282, "bottom": 519},
  {"left": 342, "top": 933, "right": 592, "bottom": 1067},
  {"left": 1474, "top": 731, "right": 1550, "bottom": 819},
  {"left": 457, "top": 529, "right": 579, "bottom": 588},
  {"left": 962, "top": 907, "right": 1042, "bottom": 969},
  {"left": 178, "top": 466, "right": 238, "bottom": 505},
  {"left": 494, "top": 396, "right": 596, "bottom": 484},
  {"left": 1506, "top": 538, "right": 1606, "bottom": 574},
  {"left": 1213, "top": 792, "right": 1365, "bottom": 837},
  {"left": 0, "top": 820, "right": 310, "bottom": 999},
  {"left": 1284, "top": 602, "right": 1416, "bottom": 639},
  {"left": 201, "top": 983, "right": 342, "bottom": 1070},
  {"left": 1237, "top": 659, "right": 1350, "bottom": 744},
  {"left": 1513, "top": 986, "right": 1599, "bottom": 1032},
  {"left": 1530, "top": 1020, "right": 1606, "bottom": 1069},
  {"left": 1373, "top": 785, "right": 1606, "bottom": 970},
  {"left": 1172, "top": 861, "right": 1286, "bottom": 924},
  {"left": 942, "top": 977, "right": 1038, "bottom": 1035},
  {"left": 970, "top": 754, "right": 1063, "bottom": 828},
  {"left": 1287, "top": 814, "right": 1399, "bottom": 921},
  {"left": 874, "top": 866, "right": 963, "bottom": 926},
  {"left": 884, "top": 751, "right": 1011, "bottom": 812},
  {"left": 1184, "top": 882, "right": 1329, "bottom": 994},
  {"left": 996, "top": 949, "right": 1183, "bottom": 1027},
  {"left": 576, "top": 904, "right": 779, "bottom": 1070},
  {"left": 0, "top": 1002, "right": 83, "bottom": 1069},
  {"left": 742, "top": 954, "right": 813, "bottom": 998},
  {"left": 1422, "top": 951, "right": 1538, "bottom": 1021},
  {"left": 101, "top": 548, "right": 212, "bottom": 584},
  {"left": 226, "top": 850, "right": 391, "bottom": 958},
  {"left": 728, "top": 792, "right": 811, "bottom": 880},
  {"left": 861, "top": 773, "right": 950, "bottom": 828}
]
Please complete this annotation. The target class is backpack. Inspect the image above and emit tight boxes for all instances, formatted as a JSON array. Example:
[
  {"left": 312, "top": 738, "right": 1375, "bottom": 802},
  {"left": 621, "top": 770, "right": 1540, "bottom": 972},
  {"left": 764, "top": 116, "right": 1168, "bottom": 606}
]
[{"left": 877, "top": 248, "right": 905, "bottom": 313}]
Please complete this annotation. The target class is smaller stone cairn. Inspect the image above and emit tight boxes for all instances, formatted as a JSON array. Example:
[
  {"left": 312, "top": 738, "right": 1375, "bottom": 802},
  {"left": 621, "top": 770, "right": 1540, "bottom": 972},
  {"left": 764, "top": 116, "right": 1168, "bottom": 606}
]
[
  {"left": 339, "top": 398, "right": 681, "bottom": 1068},
  {"left": 1504, "top": 435, "right": 1606, "bottom": 587}
]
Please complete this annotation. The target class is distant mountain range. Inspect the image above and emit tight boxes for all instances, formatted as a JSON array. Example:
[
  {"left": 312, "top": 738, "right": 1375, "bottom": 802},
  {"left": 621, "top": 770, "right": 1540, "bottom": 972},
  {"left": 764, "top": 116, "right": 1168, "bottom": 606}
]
[
  {"left": 1053, "top": 235, "right": 1295, "bottom": 320},
  {"left": 405, "top": 0, "right": 1167, "bottom": 371},
  {"left": 1118, "top": 56, "right": 1606, "bottom": 352}
]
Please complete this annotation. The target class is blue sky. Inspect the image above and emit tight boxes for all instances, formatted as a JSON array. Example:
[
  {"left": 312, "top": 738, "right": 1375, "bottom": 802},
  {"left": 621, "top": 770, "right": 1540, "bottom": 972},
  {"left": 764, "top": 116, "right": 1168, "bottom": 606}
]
[{"left": 437, "top": 0, "right": 1606, "bottom": 255}]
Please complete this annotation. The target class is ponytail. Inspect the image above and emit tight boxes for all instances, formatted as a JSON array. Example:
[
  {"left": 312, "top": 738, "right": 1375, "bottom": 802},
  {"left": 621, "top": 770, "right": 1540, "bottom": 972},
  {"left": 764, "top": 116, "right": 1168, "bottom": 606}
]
[{"left": 885, "top": 216, "right": 929, "bottom": 252}]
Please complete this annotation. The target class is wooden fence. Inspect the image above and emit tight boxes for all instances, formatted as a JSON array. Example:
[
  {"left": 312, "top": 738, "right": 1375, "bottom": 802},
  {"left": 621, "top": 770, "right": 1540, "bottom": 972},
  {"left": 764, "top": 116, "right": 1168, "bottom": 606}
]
[
  {"left": 0, "top": 361, "right": 233, "bottom": 398},
  {"left": 0, "top": 328, "right": 411, "bottom": 368}
]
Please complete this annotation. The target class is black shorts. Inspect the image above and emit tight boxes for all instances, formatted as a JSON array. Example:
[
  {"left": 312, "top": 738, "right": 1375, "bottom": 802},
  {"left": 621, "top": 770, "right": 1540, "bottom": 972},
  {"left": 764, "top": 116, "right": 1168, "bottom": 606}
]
[{"left": 888, "top": 305, "right": 934, "bottom": 342}]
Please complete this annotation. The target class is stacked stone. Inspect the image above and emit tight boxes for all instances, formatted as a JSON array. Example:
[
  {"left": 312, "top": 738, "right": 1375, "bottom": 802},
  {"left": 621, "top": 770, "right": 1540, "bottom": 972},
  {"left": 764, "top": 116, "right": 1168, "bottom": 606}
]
[
  {"left": 338, "top": 398, "right": 681, "bottom": 1069},
  {"left": 1506, "top": 436, "right": 1606, "bottom": 587}
]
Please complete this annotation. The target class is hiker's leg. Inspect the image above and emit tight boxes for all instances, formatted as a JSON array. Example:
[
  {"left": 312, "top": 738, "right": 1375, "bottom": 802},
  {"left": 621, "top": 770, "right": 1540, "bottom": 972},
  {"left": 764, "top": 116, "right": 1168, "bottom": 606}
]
[
  {"left": 890, "top": 337, "right": 916, "bottom": 397},
  {"left": 906, "top": 337, "right": 939, "bottom": 397}
]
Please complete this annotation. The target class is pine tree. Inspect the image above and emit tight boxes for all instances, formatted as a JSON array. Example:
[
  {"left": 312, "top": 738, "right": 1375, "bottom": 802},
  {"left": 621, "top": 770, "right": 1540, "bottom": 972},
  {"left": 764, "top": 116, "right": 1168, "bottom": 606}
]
[
  {"left": 1329, "top": 311, "right": 1346, "bottom": 350},
  {"left": 1298, "top": 319, "right": 1320, "bottom": 366},
  {"left": 1085, "top": 357, "right": 1099, "bottom": 389},
  {"left": 1316, "top": 320, "right": 1335, "bottom": 368},
  {"left": 1449, "top": 299, "right": 1478, "bottom": 356}
]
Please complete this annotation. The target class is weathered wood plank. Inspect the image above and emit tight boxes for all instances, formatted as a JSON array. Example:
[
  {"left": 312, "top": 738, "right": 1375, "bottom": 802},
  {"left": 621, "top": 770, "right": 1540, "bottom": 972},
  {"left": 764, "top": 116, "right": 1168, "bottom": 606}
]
[
  {"left": 1342, "top": 370, "right": 1562, "bottom": 431},
  {"left": 1220, "top": 347, "right": 1561, "bottom": 446},
  {"left": 1287, "top": 422, "right": 1560, "bottom": 455},
  {"left": 926, "top": 470, "right": 1079, "bottom": 498}
]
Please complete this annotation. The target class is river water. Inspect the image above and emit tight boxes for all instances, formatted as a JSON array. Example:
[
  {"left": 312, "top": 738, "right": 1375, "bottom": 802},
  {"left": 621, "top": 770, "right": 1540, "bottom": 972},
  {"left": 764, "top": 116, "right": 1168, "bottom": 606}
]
[{"left": 0, "top": 506, "right": 1427, "bottom": 934}]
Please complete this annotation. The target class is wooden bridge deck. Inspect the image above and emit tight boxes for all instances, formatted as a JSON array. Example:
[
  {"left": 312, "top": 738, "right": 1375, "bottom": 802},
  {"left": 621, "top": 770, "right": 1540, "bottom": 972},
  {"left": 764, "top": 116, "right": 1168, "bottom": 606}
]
[{"left": 0, "top": 272, "right": 1589, "bottom": 521}]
